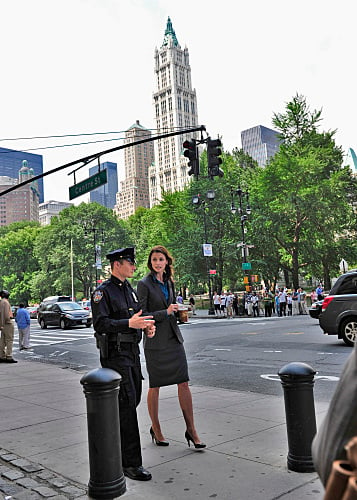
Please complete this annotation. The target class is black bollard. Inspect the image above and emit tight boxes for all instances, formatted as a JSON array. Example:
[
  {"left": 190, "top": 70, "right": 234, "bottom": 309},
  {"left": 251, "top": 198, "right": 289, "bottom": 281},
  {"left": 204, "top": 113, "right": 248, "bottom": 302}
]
[
  {"left": 278, "top": 362, "right": 317, "bottom": 472},
  {"left": 80, "top": 368, "right": 126, "bottom": 499}
]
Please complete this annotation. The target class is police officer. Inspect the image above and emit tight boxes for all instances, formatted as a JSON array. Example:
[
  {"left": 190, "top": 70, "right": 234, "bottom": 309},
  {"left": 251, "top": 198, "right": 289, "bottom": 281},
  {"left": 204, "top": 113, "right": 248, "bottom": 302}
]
[{"left": 91, "top": 247, "right": 155, "bottom": 481}]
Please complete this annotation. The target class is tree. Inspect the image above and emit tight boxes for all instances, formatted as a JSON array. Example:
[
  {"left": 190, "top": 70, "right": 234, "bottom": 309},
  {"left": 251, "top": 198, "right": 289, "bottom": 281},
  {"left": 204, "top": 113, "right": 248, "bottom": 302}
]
[
  {"left": 33, "top": 203, "right": 130, "bottom": 299},
  {"left": 252, "top": 94, "right": 355, "bottom": 289},
  {"left": 0, "top": 222, "right": 41, "bottom": 304}
]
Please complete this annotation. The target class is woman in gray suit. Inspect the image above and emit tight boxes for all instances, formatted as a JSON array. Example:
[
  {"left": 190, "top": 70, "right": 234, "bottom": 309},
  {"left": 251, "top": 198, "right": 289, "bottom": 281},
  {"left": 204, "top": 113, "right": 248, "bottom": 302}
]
[{"left": 137, "top": 245, "right": 205, "bottom": 449}]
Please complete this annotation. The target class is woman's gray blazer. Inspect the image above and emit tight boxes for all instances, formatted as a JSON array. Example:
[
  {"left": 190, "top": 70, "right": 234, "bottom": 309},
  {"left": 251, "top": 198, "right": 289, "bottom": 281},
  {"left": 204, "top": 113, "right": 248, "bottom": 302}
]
[{"left": 137, "top": 274, "right": 184, "bottom": 350}]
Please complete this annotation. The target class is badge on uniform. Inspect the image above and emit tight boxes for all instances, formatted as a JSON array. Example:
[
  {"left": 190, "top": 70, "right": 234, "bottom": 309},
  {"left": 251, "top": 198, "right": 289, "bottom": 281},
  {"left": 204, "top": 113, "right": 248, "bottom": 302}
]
[{"left": 93, "top": 291, "right": 103, "bottom": 303}]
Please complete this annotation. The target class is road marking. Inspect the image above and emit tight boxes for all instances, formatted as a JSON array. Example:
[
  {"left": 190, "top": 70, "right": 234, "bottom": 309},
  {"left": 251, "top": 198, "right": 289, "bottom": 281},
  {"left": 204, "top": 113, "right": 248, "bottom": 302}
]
[
  {"left": 261, "top": 374, "right": 339, "bottom": 382},
  {"left": 214, "top": 348, "right": 231, "bottom": 351},
  {"left": 284, "top": 332, "right": 304, "bottom": 335},
  {"left": 263, "top": 350, "right": 282, "bottom": 353}
]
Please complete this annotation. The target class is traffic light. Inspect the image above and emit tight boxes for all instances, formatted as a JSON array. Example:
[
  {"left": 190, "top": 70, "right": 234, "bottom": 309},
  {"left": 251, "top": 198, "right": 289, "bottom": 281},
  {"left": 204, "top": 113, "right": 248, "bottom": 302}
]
[
  {"left": 207, "top": 137, "right": 223, "bottom": 179},
  {"left": 183, "top": 139, "right": 199, "bottom": 178}
]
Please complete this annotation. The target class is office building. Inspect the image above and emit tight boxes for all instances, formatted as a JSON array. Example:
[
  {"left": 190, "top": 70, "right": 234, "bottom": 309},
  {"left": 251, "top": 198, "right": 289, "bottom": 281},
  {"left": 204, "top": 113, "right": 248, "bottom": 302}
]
[
  {"left": 0, "top": 161, "right": 40, "bottom": 226},
  {"left": 241, "top": 125, "right": 280, "bottom": 167},
  {"left": 149, "top": 17, "right": 199, "bottom": 206},
  {"left": 89, "top": 162, "right": 118, "bottom": 209},
  {"left": 114, "top": 121, "right": 154, "bottom": 219},
  {"left": 0, "top": 147, "right": 44, "bottom": 202},
  {"left": 39, "top": 200, "right": 73, "bottom": 225}
]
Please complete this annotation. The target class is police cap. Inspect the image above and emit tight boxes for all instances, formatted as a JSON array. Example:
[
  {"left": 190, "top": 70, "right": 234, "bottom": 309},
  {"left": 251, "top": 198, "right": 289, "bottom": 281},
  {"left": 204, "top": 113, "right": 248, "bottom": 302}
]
[{"left": 106, "top": 247, "right": 136, "bottom": 264}]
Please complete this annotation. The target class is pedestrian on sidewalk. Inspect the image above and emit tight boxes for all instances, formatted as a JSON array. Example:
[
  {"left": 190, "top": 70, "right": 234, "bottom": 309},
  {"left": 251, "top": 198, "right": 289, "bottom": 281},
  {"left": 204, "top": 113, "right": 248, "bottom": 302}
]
[
  {"left": 213, "top": 291, "right": 221, "bottom": 316},
  {"left": 226, "top": 291, "right": 233, "bottom": 318},
  {"left": 188, "top": 294, "right": 196, "bottom": 315},
  {"left": 137, "top": 245, "right": 206, "bottom": 451},
  {"left": 252, "top": 292, "right": 259, "bottom": 317},
  {"left": 91, "top": 247, "right": 155, "bottom": 482},
  {"left": 15, "top": 303, "right": 31, "bottom": 349},
  {"left": 0, "top": 290, "right": 17, "bottom": 363}
]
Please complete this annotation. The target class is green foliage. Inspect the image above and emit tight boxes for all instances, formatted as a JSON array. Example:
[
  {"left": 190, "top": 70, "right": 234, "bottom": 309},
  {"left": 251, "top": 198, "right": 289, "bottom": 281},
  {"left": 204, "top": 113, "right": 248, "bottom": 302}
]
[
  {"left": 0, "top": 222, "right": 41, "bottom": 304},
  {"left": 0, "top": 95, "right": 354, "bottom": 300}
]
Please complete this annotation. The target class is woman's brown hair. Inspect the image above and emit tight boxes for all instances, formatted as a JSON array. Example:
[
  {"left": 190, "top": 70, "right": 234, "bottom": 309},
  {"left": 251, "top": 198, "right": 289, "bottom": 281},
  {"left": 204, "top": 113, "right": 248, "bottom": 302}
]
[{"left": 147, "top": 245, "right": 174, "bottom": 279}]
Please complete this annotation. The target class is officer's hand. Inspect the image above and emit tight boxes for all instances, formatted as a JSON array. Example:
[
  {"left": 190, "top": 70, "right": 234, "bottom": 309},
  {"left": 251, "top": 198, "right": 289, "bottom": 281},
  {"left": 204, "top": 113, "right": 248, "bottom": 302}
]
[{"left": 129, "top": 310, "right": 155, "bottom": 330}]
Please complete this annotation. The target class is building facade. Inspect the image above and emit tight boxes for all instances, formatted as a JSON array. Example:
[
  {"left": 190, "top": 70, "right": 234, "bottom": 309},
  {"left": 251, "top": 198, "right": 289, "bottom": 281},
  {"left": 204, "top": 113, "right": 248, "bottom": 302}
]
[
  {"left": 0, "top": 161, "right": 40, "bottom": 226},
  {"left": 39, "top": 200, "right": 73, "bottom": 225},
  {"left": 0, "top": 147, "right": 44, "bottom": 202},
  {"left": 149, "top": 17, "right": 199, "bottom": 206},
  {"left": 241, "top": 125, "right": 280, "bottom": 167},
  {"left": 89, "top": 162, "right": 118, "bottom": 209},
  {"left": 114, "top": 121, "right": 154, "bottom": 219}
]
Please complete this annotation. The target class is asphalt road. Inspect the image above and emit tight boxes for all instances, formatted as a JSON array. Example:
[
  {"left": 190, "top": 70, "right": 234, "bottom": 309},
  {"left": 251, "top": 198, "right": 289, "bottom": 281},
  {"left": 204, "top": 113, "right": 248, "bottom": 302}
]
[{"left": 14, "top": 315, "right": 351, "bottom": 402}]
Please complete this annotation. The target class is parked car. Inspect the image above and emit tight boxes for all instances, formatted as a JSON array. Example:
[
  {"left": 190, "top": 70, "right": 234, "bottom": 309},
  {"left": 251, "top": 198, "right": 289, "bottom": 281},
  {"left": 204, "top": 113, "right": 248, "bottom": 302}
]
[
  {"left": 26, "top": 306, "right": 38, "bottom": 319},
  {"left": 81, "top": 300, "right": 92, "bottom": 311},
  {"left": 37, "top": 301, "right": 92, "bottom": 329},
  {"left": 11, "top": 305, "right": 19, "bottom": 317},
  {"left": 318, "top": 270, "right": 357, "bottom": 346},
  {"left": 309, "top": 300, "right": 323, "bottom": 319}
]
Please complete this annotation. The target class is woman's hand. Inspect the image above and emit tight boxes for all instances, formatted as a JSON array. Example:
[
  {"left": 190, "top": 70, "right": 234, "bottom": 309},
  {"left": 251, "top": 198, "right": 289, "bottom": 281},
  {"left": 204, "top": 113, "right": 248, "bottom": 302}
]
[
  {"left": 167, "top": 303, "right": 179, "bottom": 315},
  {"left": 128, "top": 310, "right": 155, "bottom": 330},
  {"left": 145, "top": 323, "right": 156, "bottom": 338}
]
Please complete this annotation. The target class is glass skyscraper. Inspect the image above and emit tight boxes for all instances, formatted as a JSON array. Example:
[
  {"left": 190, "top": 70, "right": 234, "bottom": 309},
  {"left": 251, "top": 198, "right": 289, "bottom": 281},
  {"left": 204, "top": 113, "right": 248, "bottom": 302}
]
[
  {"left": 0, "top": 147, "right": 44, "bottom": 202},
  {"left": 89, "top": 161, "right": 118, "bottom": 209},
  {"left": 241, "top": 125, "right": 280, "bottom": 167}
]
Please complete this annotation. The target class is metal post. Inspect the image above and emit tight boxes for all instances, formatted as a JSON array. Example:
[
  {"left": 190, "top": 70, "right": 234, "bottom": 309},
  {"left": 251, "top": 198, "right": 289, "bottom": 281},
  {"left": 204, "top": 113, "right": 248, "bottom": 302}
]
[
  {"left": 203, "top": 206, "right": 215, "bottom": 315},
  {"left": 278, "top": 362, "right": 317, "bottom": 472},
  {"left": 80, "top": 368, "right": 126, "bottom": 499}
]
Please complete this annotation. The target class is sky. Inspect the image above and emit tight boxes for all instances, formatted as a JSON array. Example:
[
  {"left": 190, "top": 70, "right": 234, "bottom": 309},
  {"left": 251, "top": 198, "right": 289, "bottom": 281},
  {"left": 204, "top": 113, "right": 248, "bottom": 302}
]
[{"left": 0, "top": 0, "right": 356, "bottom": 203}]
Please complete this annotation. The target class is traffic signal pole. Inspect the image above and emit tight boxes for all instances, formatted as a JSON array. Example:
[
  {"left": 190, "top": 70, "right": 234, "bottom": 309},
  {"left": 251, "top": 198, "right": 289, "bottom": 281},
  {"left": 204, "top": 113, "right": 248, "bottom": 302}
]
[{"left": 0, "top": 125, "right": 207, "bottom": 198}]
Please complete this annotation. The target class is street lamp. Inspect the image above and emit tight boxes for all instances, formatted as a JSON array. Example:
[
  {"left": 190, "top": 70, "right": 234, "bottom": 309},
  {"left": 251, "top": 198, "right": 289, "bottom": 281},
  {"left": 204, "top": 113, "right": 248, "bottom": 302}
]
[
  {"left": 84, "top": 226, "right": 105, "bottom": 290},
  {"left": 192, "top": 190, "right": 216, "bottom": 315},
  {"left": 231, "top": 186, "right": 252, "bottom": 290}
]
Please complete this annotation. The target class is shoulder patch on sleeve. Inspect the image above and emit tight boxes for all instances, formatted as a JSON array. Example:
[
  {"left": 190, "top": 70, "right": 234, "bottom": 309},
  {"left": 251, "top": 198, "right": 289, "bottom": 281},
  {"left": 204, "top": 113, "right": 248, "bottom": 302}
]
[{"left": 93, "top": 290, "right": 103, "bottom": 303}]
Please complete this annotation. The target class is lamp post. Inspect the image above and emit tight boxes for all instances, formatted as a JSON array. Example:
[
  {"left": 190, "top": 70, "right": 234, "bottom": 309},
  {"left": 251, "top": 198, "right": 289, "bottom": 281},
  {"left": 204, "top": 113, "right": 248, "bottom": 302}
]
[
  {"left": 192, "top": 189, "right": 215, "bottom": 315},
  {"left": 231, "top": 186, "right": 252, "bottom": 290},
  {"left": 84, "top": 226, "right": 105, "bottom": 290}
]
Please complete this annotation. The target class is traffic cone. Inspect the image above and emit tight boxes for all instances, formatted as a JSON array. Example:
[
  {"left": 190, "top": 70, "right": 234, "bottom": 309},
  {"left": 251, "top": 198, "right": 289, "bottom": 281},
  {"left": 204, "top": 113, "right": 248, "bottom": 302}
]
[
  {"left": 341, "top": 476, "right": 357, "bottom": 500},
  {"left": 346, "top": 437, "right": 357, "bottom": 470},
  {"left": 324, "top": 461, "right": 357, "bottom": 500}
]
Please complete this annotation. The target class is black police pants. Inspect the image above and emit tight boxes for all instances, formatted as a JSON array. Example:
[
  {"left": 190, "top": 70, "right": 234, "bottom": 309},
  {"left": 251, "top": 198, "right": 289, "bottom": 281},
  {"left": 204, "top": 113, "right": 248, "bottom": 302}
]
[{"left": 101, "top": 351, "right": 143, "bottom": 468}]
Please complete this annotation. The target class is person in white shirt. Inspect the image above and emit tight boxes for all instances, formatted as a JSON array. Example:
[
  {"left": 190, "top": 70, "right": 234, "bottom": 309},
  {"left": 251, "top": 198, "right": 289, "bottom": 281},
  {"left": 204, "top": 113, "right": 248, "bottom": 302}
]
[{"left": 226, "top": 292, "right": 233, "bottom": 318}]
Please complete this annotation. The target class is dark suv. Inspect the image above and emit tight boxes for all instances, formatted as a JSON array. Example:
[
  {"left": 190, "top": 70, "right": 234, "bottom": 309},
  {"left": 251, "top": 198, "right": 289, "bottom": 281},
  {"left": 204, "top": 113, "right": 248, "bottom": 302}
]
[
  {"left": 318, "top": 270, "right": 357, "bottom": 346},
  {"left": 37, "top": 301, "right": 92, "bottom": 329}
]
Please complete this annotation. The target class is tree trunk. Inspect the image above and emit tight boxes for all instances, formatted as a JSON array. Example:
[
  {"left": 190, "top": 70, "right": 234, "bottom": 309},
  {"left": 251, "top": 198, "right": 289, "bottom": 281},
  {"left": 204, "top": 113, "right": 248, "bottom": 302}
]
[{"left": 292, "top": 247, "right": 300, "bottom": 289}]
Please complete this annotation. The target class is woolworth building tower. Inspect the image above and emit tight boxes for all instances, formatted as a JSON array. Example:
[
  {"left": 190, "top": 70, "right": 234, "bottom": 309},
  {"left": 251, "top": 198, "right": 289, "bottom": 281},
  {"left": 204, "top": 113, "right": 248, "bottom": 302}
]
[{"left": 149, "top": 17, "right": 199, "bottom": 206}]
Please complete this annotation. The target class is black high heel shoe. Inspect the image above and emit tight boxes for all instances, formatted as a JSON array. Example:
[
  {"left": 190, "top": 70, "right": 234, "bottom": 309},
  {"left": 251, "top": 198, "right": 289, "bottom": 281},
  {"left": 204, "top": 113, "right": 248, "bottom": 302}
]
[
  {"left": 185, "top": 430, "right": 206, "bottom": 449},
  {"left": 150, "top": 427, "right": 169, "bottom": 446}
]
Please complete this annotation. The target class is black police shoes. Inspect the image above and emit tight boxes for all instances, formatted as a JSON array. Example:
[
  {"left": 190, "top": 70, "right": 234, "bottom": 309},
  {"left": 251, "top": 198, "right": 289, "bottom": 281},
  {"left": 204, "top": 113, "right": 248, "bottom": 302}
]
[{"left": 123, "top": 466, "right": 152, "bottom": 481}]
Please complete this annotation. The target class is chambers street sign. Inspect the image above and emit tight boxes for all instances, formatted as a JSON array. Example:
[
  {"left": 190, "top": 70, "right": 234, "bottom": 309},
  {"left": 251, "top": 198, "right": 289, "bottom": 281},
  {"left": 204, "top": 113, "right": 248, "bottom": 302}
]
[{"left": 69, "top": 169, "right": 107, "bottom": 200}]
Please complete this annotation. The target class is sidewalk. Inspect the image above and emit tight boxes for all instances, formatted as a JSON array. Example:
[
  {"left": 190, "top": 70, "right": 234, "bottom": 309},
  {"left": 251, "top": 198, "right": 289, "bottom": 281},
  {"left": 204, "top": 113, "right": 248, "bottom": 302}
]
[{"left": 0, "top": 359, "right": 328, "bottom": 499}]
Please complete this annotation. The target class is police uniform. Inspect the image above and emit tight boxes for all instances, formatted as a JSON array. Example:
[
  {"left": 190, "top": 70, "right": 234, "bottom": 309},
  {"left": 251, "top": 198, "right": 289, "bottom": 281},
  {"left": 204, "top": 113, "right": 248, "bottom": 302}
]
[{"left": 91, "top": 247, "right": 150, "bottom": 481}]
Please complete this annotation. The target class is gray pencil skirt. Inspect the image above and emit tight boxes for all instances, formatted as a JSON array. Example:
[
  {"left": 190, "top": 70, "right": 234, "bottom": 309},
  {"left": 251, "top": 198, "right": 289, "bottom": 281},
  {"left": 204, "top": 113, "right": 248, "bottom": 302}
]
[{"left": 144, "top": 342, "right": 189, "bottom": 388}]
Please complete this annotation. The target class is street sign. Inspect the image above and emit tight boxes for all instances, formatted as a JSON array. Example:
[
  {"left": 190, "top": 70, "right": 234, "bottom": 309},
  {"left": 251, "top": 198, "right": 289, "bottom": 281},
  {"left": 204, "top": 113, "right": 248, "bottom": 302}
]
[
  {"left": 242, "top": 262, "right": 252, "bottom": 270},
  {"left": 69, "top": 169, "right": 107, "bottom": 200},
  {"left": 202, "top": 243, "right": 213, "bottom": 256}
]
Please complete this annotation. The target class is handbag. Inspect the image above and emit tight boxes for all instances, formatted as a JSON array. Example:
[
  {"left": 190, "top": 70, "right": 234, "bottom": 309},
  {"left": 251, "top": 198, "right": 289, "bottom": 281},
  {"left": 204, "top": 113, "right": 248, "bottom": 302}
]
[{"left": 312, "top": 342, "right": 357, "bottom": 486}]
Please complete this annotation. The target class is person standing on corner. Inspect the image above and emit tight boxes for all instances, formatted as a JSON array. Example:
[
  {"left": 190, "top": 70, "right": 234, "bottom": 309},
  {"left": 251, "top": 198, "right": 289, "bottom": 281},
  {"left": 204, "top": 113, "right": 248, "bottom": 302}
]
[
  {"left": 15, "top": 303, "right": 31, "bottom": 350},
  {"left": 91, "top": 247, "right": 156, "bottom": 482},
  {"left": 0, "top": 290, "right": 17, "bottom": 363},
  {"left": 188, "top": 294, "right": 196, "bottom": 315},
  {"left": 137, "top": 245, "right": 206, "bottom": 450}
]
